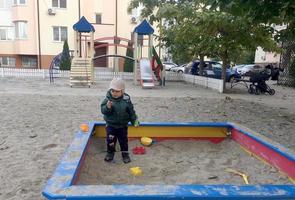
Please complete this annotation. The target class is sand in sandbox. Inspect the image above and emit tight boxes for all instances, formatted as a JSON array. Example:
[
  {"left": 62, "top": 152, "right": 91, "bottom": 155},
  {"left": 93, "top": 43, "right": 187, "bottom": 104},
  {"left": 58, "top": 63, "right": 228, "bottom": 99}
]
[{"left": 76, "top": 138, "right": 291, "bottom": 185}]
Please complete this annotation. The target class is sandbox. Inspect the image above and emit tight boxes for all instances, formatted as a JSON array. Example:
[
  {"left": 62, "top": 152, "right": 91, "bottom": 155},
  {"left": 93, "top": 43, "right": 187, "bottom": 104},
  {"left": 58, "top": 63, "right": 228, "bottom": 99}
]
[{"left": 42, "top": 122, "right": 295, "bottom": 199}]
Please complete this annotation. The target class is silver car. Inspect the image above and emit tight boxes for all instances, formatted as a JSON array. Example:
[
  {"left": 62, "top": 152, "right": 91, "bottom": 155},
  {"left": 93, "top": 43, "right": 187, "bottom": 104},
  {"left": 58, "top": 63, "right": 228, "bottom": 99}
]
[
  {"left": 171, "top": 64, "right": 187, "bottom": 73},
  {"left": 163, "top": 62, "right": 178, "bottom": 71}
]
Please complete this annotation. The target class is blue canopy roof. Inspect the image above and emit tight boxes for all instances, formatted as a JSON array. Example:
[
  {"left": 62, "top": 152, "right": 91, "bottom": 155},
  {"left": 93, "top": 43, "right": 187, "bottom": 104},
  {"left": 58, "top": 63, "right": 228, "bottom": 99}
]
[
  {"left": 73, "top": 16, "right": 95, "bottom": 33},
  {"left": 133, "top": 19, "right": 154, "bottom": 35}
]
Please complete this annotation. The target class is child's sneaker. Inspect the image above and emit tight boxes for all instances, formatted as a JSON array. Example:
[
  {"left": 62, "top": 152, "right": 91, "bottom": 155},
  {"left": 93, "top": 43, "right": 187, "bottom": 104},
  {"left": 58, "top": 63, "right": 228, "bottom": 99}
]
[
  {"left": 122, "top": 152, "right": 131, "bottom": 163},
  {"left": 104, "top": 152, "right": 114, "bottom": 162}
]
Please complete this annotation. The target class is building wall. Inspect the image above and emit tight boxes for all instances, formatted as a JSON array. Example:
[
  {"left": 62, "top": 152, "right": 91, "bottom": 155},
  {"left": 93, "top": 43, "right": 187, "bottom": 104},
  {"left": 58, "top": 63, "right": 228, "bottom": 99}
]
[
  {"left": 38, "top": 0, "right": 78, "bottom": 55},
  {"left": 254, "top": 25, "right": 286, "bottom": 67},
  {"left": 11, "top": 0, "right": 38, "bottom": 55},
  {"left": 0, "top": 0, "right": 162, "bottom": 69},
  {"left": 0, "top": 1, "right": 14, "bottom": 54},
  {"left": 255, "top": 47, "right": 280, "bottom": 66}
]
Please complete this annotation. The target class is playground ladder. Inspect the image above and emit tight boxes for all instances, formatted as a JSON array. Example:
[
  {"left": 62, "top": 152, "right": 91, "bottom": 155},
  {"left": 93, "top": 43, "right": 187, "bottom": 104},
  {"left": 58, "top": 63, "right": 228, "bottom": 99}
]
[{"left": 70, "top": 58, "right": 93, "bottom": 87}]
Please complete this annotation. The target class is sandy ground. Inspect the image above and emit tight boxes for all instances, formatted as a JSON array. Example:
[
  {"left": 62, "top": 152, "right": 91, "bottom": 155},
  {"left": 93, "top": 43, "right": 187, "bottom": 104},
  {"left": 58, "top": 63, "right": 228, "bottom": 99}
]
[
  {"left": 0, "top": 77, "right": 295, "bottom": 200},
  {"left": 77, "top": 138, "right": 290, "bottom": 185}
]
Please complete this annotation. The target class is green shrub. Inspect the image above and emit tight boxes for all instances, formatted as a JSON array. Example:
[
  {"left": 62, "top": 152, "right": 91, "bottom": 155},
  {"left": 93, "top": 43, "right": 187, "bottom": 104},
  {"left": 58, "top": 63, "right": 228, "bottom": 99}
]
[
  {"left": 60, "top": 40, "right": 71, "bottom": 71},
  {"left": 289, "top": 58, "right": 295, "bottom": 87},
  {"left": 124, "top": 42, "right": 134, "bottom": 72}
]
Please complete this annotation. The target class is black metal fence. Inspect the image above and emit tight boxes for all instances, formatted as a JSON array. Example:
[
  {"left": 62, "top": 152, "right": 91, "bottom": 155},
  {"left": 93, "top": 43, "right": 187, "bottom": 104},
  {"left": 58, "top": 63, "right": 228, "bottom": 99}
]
[{"left": 278, "top": 41, "right": 295, "bottom": 87}]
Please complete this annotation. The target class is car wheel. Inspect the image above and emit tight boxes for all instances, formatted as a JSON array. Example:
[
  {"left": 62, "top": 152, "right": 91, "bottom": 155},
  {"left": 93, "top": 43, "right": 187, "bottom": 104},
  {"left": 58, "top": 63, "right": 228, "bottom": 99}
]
[{"left": 178, "top": 70, "right": 183, "bottom": 74}]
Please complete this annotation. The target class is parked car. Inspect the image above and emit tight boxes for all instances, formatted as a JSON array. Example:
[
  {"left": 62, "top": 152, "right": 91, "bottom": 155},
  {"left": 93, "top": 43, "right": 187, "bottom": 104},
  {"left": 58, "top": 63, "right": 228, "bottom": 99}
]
[
  {"left": 232, "top": 64, "right": 245, "bottom": 71},
  {"left": 203, "top": 63, "right": 241, "bottom": 82},
  {"left": 187, "top": 60, "right": 220, "bottom": 75},
  {"left": 237, "top": 64, "right": 262, "bottom": 76},
  {"left": 265, "top": 64, "right": 282, "bottom": 80},
  {"left": 171, "top": 63, "right": 187, "bottom": 73},
  {"left": 163, "top": 62, "right": 178, "bottom": 71}
]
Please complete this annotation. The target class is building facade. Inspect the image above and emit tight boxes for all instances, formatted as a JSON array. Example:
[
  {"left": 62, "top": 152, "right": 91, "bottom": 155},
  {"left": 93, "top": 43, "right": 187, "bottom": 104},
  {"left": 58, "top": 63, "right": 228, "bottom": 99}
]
[
  {"left": 254, "top": 25, "right": 287, "bottom": 67},
  {"left": 0, "top": 0, "right": 156, "bottom": 69}
]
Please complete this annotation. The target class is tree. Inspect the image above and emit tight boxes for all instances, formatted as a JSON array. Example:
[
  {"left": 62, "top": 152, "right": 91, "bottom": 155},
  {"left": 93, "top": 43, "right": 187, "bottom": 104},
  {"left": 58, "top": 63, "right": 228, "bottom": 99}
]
[
  {"left": 206, "top": 0, "right": 295, "bottom": 42},
  {"left": 60, "top": 40, "right": 71, "bottom": 71},
  {"left": 130, "top": 0, "right": 277, "bottom": 89},
  {"left": 232, "top": 49, "right": 255, "bottom": 65},
  {"left": 124, "top": 41, "right": 134, "bottom": 72},
  {"left": 289, "top": 58, "right": 295, "bottom": 80},
  {"left": 129, "top": 0, "right": 278, "bottom": 90}
]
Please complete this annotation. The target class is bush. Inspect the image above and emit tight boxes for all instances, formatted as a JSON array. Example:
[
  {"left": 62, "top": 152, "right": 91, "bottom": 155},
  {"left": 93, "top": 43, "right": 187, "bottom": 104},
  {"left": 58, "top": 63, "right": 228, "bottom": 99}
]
[
  {"left": 289, "top": 58, "right": 295, "bottom": 86},
  {"left": 124, "top": 42, "right": 134, "bottom": 72},
  {"left": 60, "top": 40, "right": 71, "bottom": 70}
]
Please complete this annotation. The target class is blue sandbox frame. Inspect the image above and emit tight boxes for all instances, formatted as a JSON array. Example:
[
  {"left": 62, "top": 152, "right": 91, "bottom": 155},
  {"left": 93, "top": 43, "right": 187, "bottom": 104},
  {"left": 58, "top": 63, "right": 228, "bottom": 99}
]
[{"left": 42, "top": 122, "right": 295, "bottom": 200}]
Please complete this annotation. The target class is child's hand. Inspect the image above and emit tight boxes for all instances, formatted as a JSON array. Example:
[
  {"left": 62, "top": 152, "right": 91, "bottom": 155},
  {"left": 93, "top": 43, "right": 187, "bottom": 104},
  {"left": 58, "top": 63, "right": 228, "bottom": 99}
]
[
  {"left": 134, "top": 120, "right": 140, "bottom": 127},
  {"left": 107, "top": 100, "right": 112, "bottom": 109}
]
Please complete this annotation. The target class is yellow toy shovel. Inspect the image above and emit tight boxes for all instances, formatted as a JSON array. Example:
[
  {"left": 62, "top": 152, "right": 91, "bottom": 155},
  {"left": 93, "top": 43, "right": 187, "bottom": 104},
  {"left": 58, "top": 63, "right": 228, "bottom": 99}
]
[{"left": 225, "top": 168, "right": 249, "bottom": 184}]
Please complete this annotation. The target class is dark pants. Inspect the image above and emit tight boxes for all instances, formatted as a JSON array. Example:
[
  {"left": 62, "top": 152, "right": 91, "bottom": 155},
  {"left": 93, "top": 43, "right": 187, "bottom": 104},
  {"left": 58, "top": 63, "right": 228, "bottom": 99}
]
[{"left": 106, "top": 126, "right": 128, "bottom": 153}]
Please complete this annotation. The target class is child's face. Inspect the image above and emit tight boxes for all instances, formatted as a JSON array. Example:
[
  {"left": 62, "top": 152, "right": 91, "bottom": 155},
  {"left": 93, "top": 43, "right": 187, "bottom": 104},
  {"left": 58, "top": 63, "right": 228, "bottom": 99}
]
[{"left": 110, "top": 89, "right": 123, "bottom": 98}]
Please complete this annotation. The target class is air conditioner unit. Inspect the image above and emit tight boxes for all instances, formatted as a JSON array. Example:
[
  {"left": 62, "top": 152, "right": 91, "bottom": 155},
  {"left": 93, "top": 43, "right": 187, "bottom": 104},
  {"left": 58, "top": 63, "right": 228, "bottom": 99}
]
[
  {"left": 48, "top": 8, "right": 56, "bottom": 15},
  {"left": 130, "top": 16, "right": 137, "bottom": 24}
]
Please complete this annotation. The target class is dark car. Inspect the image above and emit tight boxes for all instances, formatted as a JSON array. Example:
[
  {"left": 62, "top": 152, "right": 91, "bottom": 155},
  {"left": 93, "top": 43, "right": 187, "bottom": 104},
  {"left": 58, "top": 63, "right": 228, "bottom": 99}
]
[
  {"left": 203, "top": 63, "right": 241, "bottom": 82},
  {"left": 187, "top": 60, "right": 220, "bottom": 75}
]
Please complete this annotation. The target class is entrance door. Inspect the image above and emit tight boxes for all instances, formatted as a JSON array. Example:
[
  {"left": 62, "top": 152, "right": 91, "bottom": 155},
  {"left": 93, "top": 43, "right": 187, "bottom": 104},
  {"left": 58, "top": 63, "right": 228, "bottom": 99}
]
[{"left": 94, "top": 42, "right": 108, "bottom": 67}]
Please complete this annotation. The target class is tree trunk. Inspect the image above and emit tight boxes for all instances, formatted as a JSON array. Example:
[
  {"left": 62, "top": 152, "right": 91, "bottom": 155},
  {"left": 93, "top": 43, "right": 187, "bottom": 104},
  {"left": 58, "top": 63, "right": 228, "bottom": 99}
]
[
  {"left": 221, "top": 50, "right": 229, "bottom": 91},
  {"left": 199, "top": 55, "right": 205, "bottom": 75}
]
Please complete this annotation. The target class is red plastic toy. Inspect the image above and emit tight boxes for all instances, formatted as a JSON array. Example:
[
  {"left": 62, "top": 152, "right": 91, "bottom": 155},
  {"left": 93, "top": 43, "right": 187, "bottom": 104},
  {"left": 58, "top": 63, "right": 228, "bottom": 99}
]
[{"left": 132, "top": 146, "right": 146, "bottom": 154}]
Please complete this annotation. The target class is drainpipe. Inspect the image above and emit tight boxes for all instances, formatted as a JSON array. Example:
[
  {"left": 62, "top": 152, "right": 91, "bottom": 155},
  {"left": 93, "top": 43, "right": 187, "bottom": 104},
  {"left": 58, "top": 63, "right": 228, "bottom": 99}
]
[
  {"left": 78, "top": 0, "right": 81, "bottom": 57},
  {"left": 78, "top": 0, "right": 81, "bottom": 19},
  {"left": 115, "top": 0, "right": 118, "bottom": 47},
  {"left": 114, "top": 0, "right": 118, "bottom": 71},
  {"left": 37, "top": 0, "right": 42, "bottom": 69}
]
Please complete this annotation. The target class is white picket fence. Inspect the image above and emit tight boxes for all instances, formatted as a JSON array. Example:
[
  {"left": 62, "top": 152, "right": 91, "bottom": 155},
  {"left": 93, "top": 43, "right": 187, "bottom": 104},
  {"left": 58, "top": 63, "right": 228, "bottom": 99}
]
[
  {"left": 0, "top": 68, "right": 183, "bottom": 81},
  {"left": 0, "top": 68, "right": 222, "bottom": 92},
  {"left": 183, "top": 74, "right": 223, "bottom": 93}
]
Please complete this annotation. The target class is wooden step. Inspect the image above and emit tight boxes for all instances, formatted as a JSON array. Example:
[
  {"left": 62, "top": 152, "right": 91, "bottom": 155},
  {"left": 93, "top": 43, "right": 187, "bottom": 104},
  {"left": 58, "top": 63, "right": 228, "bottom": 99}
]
[
  {"left": 70, "top": 77, "right": 91, "bottom": 83},
  {"left": 70, "top": 58, "right": 93, "bottom": 88}
]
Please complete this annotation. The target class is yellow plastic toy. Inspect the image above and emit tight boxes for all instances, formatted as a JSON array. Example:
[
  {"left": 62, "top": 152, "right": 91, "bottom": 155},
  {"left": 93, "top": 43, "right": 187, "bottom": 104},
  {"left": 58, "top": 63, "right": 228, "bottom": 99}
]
[
  {"left": 225, "top": 168, "right": 249, "bottom": 184},
  {"left": 140, "top": 137, "right": 153, "bottom": 146},
  {"left": 130, "top": 167, "right": 142, "bottom": 176}
]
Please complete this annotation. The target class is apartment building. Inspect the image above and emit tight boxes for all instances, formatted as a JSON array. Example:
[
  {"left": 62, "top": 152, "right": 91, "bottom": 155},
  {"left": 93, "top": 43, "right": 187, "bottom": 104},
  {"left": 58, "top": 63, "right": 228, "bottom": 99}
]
[
  {"left": 254, "top": 25, "right": 287, "bottom": 67},
  {"left": 0, "top": 0, "right": 155, "bottom": 69}
]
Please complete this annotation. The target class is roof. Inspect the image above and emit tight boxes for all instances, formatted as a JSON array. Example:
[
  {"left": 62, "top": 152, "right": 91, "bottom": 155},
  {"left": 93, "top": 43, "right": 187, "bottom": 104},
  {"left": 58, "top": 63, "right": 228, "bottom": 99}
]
[
  {"left": 73, "top": 16, "right": 95, "bottom": 33},
  {"left": 133, "top": 19, "right": 154, "bottom": 35}
]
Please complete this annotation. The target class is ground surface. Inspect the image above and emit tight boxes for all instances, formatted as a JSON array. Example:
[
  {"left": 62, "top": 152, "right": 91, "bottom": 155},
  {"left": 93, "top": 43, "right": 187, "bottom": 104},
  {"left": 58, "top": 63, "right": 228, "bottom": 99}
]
[
  {"left": 77, "top": 138, "right": 290, "bottom": 185},
  {"left": 0, "top": 77, "right": 294, "bottom": 200}
]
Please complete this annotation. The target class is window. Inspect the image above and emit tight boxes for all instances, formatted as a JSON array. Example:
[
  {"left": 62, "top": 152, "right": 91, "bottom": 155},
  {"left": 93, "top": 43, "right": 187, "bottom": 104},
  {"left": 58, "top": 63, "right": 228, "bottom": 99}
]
[
  {"left": 22, "top": 56, "right": 37, "bottom": 68},
  {"left": 0, "top": 0, "right": 12, "bottom": 8},
  {"left": 14, "top": 0, "right": 26, "bottom": 5},
  {"left": 0, "top": 27, "right": 13, "bottom": 40},
  {"left": 0, "top": 57, "right": 16, "bottom": 67},
  {"left": 95, "top": 14, "right": 102, "bottom": 24},
  {"left": 52, "top": 0, "right": 66, "bottom": 8},
  {"left": 0, "top": 28, "right": 7, "bottom": 40},
  {"left": 14, "top": 21, "right": 27, "bottom": 39},
  {"left": 53, "top": 26, "right": 67, "bottom": 41}
]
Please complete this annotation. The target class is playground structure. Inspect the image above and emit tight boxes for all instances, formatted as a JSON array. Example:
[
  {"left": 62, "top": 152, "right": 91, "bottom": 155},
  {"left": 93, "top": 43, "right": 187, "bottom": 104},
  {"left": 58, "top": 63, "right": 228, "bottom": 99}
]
[
  {"left": 49, "top": 53, "right": 62, "bottom": 83},
  {"left": 93, "top": 36, "right": 135, "bottom": 72},
  {"left": 70, "top": 16, "right": 95, "bottom": 87},
  {"left": 133, "top": 19, "right": 165, "bottom": 88},
  {"left": 49, "top": 17, "right": 164, "bottom": 88},
  {"left": 43, "top": 121, "right": 295, "bottom": 199}
]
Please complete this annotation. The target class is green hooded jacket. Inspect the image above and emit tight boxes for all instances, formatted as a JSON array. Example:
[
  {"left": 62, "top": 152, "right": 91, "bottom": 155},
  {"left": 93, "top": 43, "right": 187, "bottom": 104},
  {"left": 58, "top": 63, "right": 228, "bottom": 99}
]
[{"left": 101, "top": 90, "right": 137, "bottom": 128}]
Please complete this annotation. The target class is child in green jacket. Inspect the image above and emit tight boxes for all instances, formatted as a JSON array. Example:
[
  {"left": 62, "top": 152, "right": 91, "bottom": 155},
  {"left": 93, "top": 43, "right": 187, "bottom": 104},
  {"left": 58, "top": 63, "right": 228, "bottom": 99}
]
[{"left": 101, "top": 77, "right": 139, "bottom": 163}]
